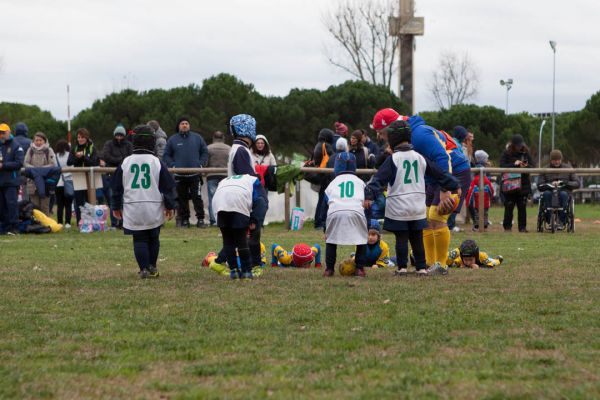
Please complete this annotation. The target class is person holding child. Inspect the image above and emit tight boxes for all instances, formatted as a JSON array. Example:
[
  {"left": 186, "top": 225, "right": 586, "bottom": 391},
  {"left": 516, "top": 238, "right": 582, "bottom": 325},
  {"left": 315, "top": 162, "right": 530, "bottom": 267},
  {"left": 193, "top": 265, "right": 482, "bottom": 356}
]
[
  {"left": 366, "top": 120, "right": 459, "bottom": 276},
  {"left": 111, "top": 125, "right": 177, "bottom": 279}
]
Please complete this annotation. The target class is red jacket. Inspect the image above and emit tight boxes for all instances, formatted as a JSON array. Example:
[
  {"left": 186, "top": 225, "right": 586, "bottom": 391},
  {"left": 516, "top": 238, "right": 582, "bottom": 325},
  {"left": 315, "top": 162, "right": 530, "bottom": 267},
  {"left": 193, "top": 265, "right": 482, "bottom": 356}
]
[{"left": 466, "top": 175, "right": 494, "bottom": 209}]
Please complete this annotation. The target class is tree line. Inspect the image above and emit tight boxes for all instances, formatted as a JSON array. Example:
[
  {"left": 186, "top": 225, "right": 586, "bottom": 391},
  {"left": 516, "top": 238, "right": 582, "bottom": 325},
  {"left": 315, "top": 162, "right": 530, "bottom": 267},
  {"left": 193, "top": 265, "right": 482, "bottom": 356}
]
[{"left": 1, "top": 73, "right": 599, "bottom": 165}]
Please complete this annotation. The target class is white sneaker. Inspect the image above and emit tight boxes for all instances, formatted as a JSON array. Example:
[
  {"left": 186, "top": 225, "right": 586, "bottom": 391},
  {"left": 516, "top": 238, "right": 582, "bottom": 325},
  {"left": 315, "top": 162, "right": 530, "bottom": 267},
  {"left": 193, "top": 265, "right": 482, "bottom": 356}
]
[
  {"left": 416, "top": 269, "right": 429, "bottom": 276},
  {"left": 394, "top": 268, "right": 408, "bottom": 276},
  {"left": 452, "top": 226, "right": 461, "bottom": 233},
  {"left": 64, "top": 224, "right": 71, "bottom": 229}
]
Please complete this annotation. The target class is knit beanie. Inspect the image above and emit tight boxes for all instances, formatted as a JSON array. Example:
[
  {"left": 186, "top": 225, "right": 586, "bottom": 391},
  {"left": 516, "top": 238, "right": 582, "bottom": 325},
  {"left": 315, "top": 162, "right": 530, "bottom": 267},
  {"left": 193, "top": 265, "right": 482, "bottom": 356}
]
[
  {"left": 176, "top": 116, "right": 190, "bottom": 132},
  {"left": 474, "top": 150, "right": 489, "bottom": 164},
  {"left": 336, "top": 137, "right": 348, "bottom": 152},
  {"left": 333, "top": 152, "right": 356, "bottom": 176},
  {"left": 113, "top": 124, "right": 127, "bottom": 137},
  {"left": 334, "top": 122, "right": 348, "bottom": 135},
  {"left": 453, "top": 126, "right": 468, "bottom": 141},
  {"left": 368, "top": 219, "right": 381, "bottom": 236},
  {"left": 550, "top": 149, "right": 562, "bottom": 161}
]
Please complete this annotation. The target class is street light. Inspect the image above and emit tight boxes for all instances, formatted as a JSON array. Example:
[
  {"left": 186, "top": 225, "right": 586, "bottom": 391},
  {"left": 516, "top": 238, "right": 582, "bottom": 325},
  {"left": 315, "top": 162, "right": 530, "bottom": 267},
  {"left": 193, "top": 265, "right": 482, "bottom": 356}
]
[
  {"left": 499, "top": 78, "right": 513, "bottom": 114},
  {"left": 549, "top": 40, "right": 557, "bottom": 150},
  {"left": 538, "top": 119, "right": 547, "bottom": 168}
]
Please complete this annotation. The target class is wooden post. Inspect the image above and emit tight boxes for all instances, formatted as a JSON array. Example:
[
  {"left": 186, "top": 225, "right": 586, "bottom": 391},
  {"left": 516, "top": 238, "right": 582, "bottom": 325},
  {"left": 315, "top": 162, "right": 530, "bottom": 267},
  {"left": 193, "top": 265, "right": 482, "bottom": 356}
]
[
  {"left": 284, "top": 183, "right": 291, "bottom": 230},
  {"left": 478, "top": 167, "right": 485, "bottom": 233},
  {"left": 86, "top": 167, "right": 97, "bottom": 205},
  {"left": 295, "top": 181, "right": 301, "bottom": 208}
]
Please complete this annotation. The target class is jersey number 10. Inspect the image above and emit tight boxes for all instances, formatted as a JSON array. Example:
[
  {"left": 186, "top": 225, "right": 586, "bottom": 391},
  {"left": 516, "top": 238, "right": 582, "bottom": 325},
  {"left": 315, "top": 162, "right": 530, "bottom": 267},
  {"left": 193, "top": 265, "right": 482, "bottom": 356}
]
[{"left": 338, "top": 181, "right": 355, "bottom": 198}]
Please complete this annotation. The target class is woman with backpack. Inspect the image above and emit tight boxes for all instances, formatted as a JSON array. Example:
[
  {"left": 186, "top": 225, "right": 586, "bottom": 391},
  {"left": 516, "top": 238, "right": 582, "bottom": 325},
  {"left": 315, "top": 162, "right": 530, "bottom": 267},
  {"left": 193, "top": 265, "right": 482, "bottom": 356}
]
[
  {"left": 24, "top": 132, "right": 56, "bottom": 214},
  {"left": 311, "top": 128, "right": 335, "bottom": 229}
]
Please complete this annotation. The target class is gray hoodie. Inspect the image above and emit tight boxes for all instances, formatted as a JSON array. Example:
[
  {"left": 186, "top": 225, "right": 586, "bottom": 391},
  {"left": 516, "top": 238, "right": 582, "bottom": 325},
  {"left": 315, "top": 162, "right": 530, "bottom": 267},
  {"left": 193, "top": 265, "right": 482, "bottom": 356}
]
[{"left": 154, "top": 127, "right": 167, "bottom": 160}]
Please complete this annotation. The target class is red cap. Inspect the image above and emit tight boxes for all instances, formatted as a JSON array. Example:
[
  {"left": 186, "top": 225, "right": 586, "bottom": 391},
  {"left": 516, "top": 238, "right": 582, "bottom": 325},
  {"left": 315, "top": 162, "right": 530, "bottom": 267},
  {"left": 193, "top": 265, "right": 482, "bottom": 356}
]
[
  {"left": 292, "top": 243, "right": 314, "bottom": 267},
  {"left": 370, "top": 108, "right": 407, "bottom": 130}
]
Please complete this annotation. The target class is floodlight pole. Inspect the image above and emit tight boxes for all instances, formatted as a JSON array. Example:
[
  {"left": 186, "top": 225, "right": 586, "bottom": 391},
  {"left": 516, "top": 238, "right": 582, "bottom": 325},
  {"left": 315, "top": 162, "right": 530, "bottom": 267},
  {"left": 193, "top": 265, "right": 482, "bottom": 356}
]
[
  {"left": 538, "top": 119, "right": 547, "bottom": 167},
  {"left": 550, "top": 40, "right": 557, "bottom": 150}
]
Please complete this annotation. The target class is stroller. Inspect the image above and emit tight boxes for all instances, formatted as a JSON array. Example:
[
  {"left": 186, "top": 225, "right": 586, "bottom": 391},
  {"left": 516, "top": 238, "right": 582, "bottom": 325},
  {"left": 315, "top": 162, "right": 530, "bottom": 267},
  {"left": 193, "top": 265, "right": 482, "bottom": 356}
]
[{"left": 536, "top": 181, "right": 575, "bottom": 233}]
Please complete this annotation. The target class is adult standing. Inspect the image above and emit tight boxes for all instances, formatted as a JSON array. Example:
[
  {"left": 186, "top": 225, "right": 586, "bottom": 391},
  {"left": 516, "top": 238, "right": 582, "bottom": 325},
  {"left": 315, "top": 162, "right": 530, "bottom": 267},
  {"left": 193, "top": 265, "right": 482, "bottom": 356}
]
[
  {"left": 23, "top": 132, "right": 56, "bottom": 214},
  {"left": 361, "top": 130, "right": 380, "bottom": 159},
  {"left": 312, "top": 128, "right": 335, "bottom": 229},
  {"left": 54, "top": 140, "right": 74, "bottom": 228},
  {"left": 453, "top": 126, "right": 474, "bottom": 165},
  {"left": 147, "top": 120, "right": 168, "bottom": 160},
  {"left": 13, "top": 122, "right": 31, "bottom": 200},
  {"left": 101, "top": 124, "right": 133, "bottom": 229},
  {"left": 206, "top": 131, "right": 231, "bottom": 226},
  {"left": 163, "top": 116, "right": 209, "bottom": 228},
  {"left": 499, "top": 134, "right": 535, "bottom": 232},
  {"left": 251, "top": 134, "right": 277, "bottom": 167},
  {"left": 68, "top": 128, "right": 99, "bottom": 224},
  {"left": 0, "top": 123, "right": 25, "bottom": 235}
]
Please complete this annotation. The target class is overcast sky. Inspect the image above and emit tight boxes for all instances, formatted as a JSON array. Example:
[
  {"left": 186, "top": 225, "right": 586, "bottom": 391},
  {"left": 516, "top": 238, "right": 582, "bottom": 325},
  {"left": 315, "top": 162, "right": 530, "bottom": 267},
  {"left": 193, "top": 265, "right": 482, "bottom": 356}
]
[{"left": 2, "top": 0, "right": 599, "bottom": 121}]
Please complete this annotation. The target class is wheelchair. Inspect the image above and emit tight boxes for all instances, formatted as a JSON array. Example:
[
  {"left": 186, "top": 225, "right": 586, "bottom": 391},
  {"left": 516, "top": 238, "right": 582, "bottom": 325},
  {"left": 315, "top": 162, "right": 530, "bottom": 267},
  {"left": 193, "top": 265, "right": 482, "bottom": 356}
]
[{"left": 536, "top": 182, "right": 575, "bottom": 233}]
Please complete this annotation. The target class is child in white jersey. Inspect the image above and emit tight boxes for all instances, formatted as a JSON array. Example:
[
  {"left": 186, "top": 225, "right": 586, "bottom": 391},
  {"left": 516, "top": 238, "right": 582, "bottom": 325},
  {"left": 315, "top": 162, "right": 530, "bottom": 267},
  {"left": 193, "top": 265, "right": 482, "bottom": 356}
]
[
  {"left": 112, "top": 125, "right": 177, "bottom": 278},
  {"left": 322, "top": 152, "right": 369, "bottom": 277},
  {"left": 210, "top": 174, "right": 268, "bottom": 279},
  {"left": 366, "top": 121, "right": 458, "bottom": 275}
]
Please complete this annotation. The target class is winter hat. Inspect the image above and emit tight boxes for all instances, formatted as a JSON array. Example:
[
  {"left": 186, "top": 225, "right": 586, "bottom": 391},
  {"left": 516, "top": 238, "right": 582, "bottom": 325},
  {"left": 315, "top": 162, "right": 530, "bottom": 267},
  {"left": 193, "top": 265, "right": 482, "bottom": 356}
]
[
  {"left": 0, "top": 123, "right": 10, "bottom": 132},
  {"left": 229, "top": 114, "right": 256, "bottom": 142},
  {"left": 14, "top": 122, "right": 28, "bottom": 137},
  {"left": 113, "top": 124, "right": 126, "bottom": 137},
  {"left": 550, "top": 149, "right": 563, "bottom": 161},
  {"left": 387, "top": 120, "right": 412, "bottom": 149},
  {"left": 334, "top": 122, "right": 348, "bottom": 135},
  {"left": 176, "top": 116, "right": 190, "bottom": 132},
  {"left": 370, "top": 108, "right": 408, "bottom": 130},
  {"left": 368, "top": 219, "right": 381, "bottom": 235},
  {"left": 336, "top": 137, "right": 349, "bottom": 152},
  {"left": 453, "top": 125, "right": 468, "bottom": 141},
  {"left": 333, "top": 152, "right": 356, "bottom": 176},
  {"left": 255, "top": 134, "right": 269, "bottom": 145},
  {"left": 33, "top": 132, "right": 48, "bottom": 143},
  {"left": 474, "top": 150, "right": 489, "bottom": 164},
  {"left": 511, "top": 134, "right": 524, "bottom": 147}
]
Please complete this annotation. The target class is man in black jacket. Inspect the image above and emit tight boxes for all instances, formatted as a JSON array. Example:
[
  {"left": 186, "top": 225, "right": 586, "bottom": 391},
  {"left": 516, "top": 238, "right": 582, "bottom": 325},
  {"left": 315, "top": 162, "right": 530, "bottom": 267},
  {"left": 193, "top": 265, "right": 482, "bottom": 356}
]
[{"left": 101, "top": 124, "right": 133, "bottom": 228}]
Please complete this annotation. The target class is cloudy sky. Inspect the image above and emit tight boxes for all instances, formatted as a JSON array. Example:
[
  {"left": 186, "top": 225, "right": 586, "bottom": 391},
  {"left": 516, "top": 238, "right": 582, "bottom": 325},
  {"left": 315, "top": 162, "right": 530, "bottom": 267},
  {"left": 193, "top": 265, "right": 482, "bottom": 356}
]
[{"left": 1, "top": 0, "right": 599, "bottom": 121}]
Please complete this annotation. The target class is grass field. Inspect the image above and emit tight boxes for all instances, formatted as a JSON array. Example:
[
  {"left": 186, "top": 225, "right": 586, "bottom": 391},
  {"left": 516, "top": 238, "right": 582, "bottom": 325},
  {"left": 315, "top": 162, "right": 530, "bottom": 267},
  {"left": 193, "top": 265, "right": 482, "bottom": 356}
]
[{"left": 1, "top": 205, "right": 599, "bottom": 399}]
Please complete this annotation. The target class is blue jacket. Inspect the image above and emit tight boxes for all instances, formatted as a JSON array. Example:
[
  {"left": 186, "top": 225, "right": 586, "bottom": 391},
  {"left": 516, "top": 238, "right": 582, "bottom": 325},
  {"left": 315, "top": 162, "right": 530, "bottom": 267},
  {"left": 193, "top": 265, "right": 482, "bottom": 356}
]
[
  {"left": 163, "top": 131, "right": 208, "bottom": 175},
  {"left": 409, "top": 116, "right": 456, "bottom": 184},
  {"left": 0, "top": 136, "right": 25, "bottom": 187},
  {"left": 13, "top": 122, "right": 32, "bottom": 154}
]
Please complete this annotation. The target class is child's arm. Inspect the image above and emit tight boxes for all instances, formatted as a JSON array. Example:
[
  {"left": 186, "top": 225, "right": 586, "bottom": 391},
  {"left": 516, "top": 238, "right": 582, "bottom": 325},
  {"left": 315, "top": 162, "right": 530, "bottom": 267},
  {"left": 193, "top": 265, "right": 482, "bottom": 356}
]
[
  {"left": 365, "top": 155, "right": 395, "bottom": 200},
  {"left": 376, "top": 240, "right": 391, "bottom": 268},
  {"left": 250, "top": 178, "right": 268, "bottom": 228},
  {"left": 479, "top": 251, "right": 503, "bottom": 268},
  {"left": 465, "top": 179, "right": 476, "bottom": 206},
  {"left": 158, "top": 160, "right": 178, "bottom": 212},
  {"left": 111, "top": 165, "right": 124, "bottom": 219}
]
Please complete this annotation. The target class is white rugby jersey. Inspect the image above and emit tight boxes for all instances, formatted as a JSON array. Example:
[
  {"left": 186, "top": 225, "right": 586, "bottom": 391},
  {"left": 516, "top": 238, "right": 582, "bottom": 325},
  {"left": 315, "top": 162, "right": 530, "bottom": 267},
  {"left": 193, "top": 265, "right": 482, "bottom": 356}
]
[
  {"left": 385, "top": 150, "right": 427, "bottom": 220},
  {"left": 325, "top": 174, "right": 366, "bottom": 214},
  {"left": 227, "top": 143, "right": 254, "bottom": 177},
  {"left": 212, "top": 174, "right": 258, "bottom": 217},
  {"left": 121, "top": 154, "right": 165, "bottom": 230}
]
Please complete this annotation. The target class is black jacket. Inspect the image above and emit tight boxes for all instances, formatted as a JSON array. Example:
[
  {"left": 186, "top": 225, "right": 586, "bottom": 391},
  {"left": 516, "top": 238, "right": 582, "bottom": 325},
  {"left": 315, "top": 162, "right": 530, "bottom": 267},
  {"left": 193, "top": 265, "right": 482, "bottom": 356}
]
[
  {"left": 539, "top": 163, "right": 580, "bottom": 191},
  {"left": 312, "top": 129, "right": 334, "bottom": 166},
  {"left": 499, "top": 148, "right": 535, "bottom": 195},
  {"left": 68, "top": 141, "right": 99, "bottom": 167},
  {"left": 101, "top": 138, "right": 133, "bottom": 167}
]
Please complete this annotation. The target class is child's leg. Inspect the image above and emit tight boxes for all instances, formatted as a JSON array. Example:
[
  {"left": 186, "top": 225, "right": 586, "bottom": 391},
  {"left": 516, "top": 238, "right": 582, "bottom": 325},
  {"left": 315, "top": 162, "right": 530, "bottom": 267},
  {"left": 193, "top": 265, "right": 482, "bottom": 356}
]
[
  {"left": 408, "top": 229, "right": 426, "bottom": 271},
  {"left": 422, "top": 227, "right": 435, "bottom": 266},
  {"left": 472, "top": 207, "right": 480, "bottom": 229},
  {"left": 325, "top": 243, "right": 337, "bottom": 271},
  {"left": 393, "top": 231, "right": 410, "bottom": 268},
  {"left": 483, "top": 208, "right": 490, "bottom": 228},
  {"left": 248, "top": 227, "right": 261, "bottom": 266},
  {"left": 272, "top": 244, "right": 293, "bottom": 266},
  {"left": 311, "top": 244, "right": 322, "bottom": 268},
  {"left": 220, "top": 227, "right": 238, "bottom": 271},
  {"left": 132, "top": 230, "right": 150, "bottom": 272},
  {"left": 233, "top": 228, "right": 252, "bottom": 273},
  {"left": 148, "top": 227, "right": 161, "bottom": 267},
  {"left": 354, "top": 244, "right": 367, "bottom": 270}
]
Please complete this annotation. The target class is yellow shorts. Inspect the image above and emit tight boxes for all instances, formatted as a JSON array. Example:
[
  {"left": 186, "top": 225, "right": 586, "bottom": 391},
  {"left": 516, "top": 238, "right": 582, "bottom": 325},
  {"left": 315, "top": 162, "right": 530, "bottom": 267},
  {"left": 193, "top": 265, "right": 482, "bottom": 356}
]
[{"left": 427, "top": 205, "right": 450, "bottom": 224}]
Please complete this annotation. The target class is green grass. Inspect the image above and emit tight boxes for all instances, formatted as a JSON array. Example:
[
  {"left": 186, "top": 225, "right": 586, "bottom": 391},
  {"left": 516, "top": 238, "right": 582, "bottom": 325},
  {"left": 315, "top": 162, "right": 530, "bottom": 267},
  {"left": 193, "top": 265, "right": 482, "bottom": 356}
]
[{"left": 1, "top": 205, "right": 599, "bottom": 399}]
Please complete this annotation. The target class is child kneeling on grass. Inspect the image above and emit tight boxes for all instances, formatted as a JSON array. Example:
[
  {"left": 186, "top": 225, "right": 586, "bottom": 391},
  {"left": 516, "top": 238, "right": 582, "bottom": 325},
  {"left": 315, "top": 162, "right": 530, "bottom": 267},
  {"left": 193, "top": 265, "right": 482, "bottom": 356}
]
[
  {"left": 112, "top": 125, "right": 177, "bottom": 279},
  {"left": 323, "top": 152, "right": 370, "bottom": 277},
  {"left": 209, "top": 174, "right": 268, "bottom": 280},
  {"left": 446, "top": 239, "right": 503, "bottom": 269},
  {"left": 270, "top": 243, "right": 322, "bottom": 268},
  {"left": 366, "top": 120, "right": 458, "bottom": 276}
]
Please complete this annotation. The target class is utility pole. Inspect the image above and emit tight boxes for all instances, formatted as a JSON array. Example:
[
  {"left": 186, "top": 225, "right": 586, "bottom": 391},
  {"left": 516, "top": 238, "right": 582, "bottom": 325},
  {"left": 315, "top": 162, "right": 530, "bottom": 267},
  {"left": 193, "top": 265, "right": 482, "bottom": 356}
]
[{"left": 389, "top": 0, "right": 424, "bottom": 114}]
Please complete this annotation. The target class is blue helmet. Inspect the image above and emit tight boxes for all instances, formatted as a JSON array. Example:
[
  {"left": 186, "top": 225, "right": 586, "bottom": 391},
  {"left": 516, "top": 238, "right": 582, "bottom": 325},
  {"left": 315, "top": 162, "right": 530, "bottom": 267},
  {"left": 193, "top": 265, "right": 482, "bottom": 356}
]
[
  {"left": 368, "top": 219, "right": 381, "bottom": 234},
  {"left": 333, "top": 152, "right": 356, "bottom": 176},
  {"left": 229, "top": 114, "right": 256, "bottom": 142}
]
